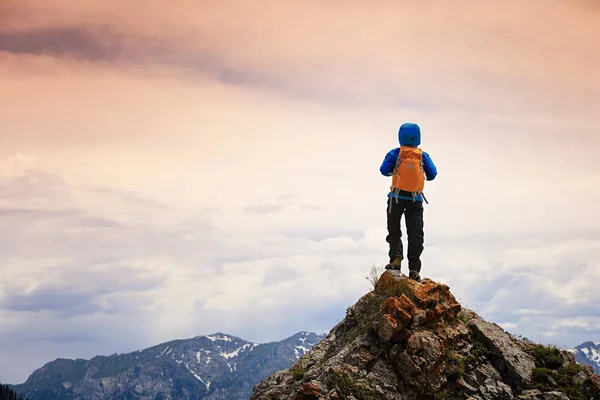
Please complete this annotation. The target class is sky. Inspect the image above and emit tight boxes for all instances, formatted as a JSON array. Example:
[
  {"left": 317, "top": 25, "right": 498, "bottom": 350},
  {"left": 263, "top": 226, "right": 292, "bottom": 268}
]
[{"left": 0, "top": 0, "right": 599, "bottom": 384}]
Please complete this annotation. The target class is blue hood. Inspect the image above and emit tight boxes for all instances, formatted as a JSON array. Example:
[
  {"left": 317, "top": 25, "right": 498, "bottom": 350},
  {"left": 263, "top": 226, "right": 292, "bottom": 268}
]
[{"left": 398, "top": 122, "right": 421, "bottom": 146}]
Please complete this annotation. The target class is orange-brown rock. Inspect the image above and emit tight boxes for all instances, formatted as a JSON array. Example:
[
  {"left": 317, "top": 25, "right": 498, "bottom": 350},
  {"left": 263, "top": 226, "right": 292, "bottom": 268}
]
[
  {"left": 377, "top": 314, "right": 401, "bottom": 342},
  {"left": 342, "top": 363, "right": 359, "bottom": 375},
  {"left": 447, "top": 302, "right": 462, "bottom": 319},
  {"left": 294, "top": 382, "right": 325, "bottom": 400},
  {"left": 396, "top": 308, "right": 413, "bottom": 329},
  {"left": 410, "top": 283, "right": 431, "bottom": 306},
  {"left": 379, "top": 295, "right": 414, "bottom": 342},
  {"left": 380, "top": 294, "right": 416, "bottom": 316},
  {"left": 433, "top": 303, "right": 446, "bottom": 318},
  {"left": 380, "top": 297, "right": 403, "bottom": 316},
  {"left": 347, "top": 345, "right": 374, "bottom": 368},
  {"left": 374, "top": 271, "right": 411, "bottom": 297},
  {"left": 397, "top": 294, "right": 417, "bottom": 314}
]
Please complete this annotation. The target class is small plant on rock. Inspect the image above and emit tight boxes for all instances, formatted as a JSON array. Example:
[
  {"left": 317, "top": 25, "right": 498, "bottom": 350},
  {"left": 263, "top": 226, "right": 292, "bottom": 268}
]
[
  {"left": 526, "top": 347, "right": 588, "bottom": 400},
  {"left": 443, "top": 348, "right": 465, "bottom": 380},
  {"left": 468, "top": 339, "right": 487, "bottom": 361},
  {"left": 529, "top": 344, "right": 564, "bottom": 369},
  {"left": 365, "top": 264, "right": 386, "bottom": 290},
  {"left": 290, "top": 365, "right": 307, "bottom": 382},
  {"left": 374, "top": 272, "right": 412, "bottom": 299},
  {"left": 456, "top": 310, "right": 473, "bottom": 324}
]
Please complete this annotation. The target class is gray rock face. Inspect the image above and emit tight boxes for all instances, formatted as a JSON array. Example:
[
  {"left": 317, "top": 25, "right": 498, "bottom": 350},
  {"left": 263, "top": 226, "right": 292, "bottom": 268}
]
[
  {"left": 250, "top": 272, "right": 600, "bottom": 400},
  {"left": 467, "top": 315, "right": 536, "bottom": 390},
  {"left": 517, "top": 389, "right": 571, "bottom": 400},
  {"left": 11, "top": 331, "right": 325, "bottom": 400},
  {"left": 464, "top": 363, "right": 514, "bottom": 399}
]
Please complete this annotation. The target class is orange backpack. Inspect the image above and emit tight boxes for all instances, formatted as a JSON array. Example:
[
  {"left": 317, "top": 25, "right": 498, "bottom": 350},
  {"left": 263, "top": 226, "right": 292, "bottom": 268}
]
[{"left": 391, "top": 146, "right": 427, "bottom": 202}]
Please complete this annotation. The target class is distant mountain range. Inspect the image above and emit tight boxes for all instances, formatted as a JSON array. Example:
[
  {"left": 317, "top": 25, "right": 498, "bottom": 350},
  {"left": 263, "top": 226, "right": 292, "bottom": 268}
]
[
  {"left": 570, "top": 341, "right": 600, "bottom": 374},
  {"left": 10, "top": 331, "right": 325, "bottom": 400}
]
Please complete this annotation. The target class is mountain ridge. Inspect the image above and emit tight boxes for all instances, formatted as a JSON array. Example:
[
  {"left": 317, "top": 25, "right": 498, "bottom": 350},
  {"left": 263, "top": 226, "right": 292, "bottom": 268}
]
[
  {"left": 10, "top": 331, "right": 326, "bottom": 400},
  {"left": 570, "top": 341, "right": 600, "bottom": 374}
]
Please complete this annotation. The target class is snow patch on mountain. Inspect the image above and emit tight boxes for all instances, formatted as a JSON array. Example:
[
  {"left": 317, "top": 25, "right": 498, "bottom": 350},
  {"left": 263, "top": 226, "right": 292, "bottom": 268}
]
[
  {"left": 11, "top": 331, "right": 327, "bottom": 400},
  {"left": 294, "top": 345, "right": 310, "bottom": 359},
  {"left": 206, "top": 334, "right": 232, "bottom": 342},
  {"left": 220, "top": 345, "right": 245, "bottom": 359},
  {"left": 158, "top": 346, "right": 170, "bottom": 357},
  {"left": 185, "top": 364, "right": 211, "bottom": 390},
  {"left": 589, "top": 348, "right": 600, "bottom": 363},
  {"left": 570, "top": 341, "right": 600, "bottom": 374}
]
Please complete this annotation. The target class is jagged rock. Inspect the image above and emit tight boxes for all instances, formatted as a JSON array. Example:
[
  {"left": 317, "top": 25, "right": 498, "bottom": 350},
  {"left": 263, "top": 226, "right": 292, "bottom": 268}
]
[
  {"left": 294, "top": 380, "right": 327, "bottom": 399},
  {"left": 542, "top": 392, "right": 569, "bottom": 400},
  {"left": 464, "top": 362, "right": 514, "bottom": 399},
  {"left": 518, "top": 389, "right": 542, "bottom": 399},
  {"left": 517, "top": 390, "right": 570, "bottom": 400},
  {"left": 574, "top": 370, "right": 588, "bottom": 385},
  {"left": 467, "top": 315, "right": 536, "bottom": 390},
  {"left": 251, "top": 271, "right": 600, "bottom": 400},
  {"left": 583, "top": 373, "right": 600, "bottom": 397}
]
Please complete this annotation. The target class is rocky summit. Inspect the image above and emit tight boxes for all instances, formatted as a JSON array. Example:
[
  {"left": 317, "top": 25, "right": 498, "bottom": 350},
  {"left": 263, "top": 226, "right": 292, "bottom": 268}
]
[{"left": 251, "top": 271, "right": 600, "bottom": 400}]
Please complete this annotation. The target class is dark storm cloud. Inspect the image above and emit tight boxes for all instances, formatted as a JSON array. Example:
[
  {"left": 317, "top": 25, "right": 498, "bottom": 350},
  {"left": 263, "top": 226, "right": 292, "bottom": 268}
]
[{"left": 0, "top": 27, "right": 111, "bottom": 60}]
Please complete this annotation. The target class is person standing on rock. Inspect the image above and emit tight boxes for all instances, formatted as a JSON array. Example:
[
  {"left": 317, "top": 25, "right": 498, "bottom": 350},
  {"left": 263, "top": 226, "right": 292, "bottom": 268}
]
[{"left": 379, "top": 122, "right": 437, "bottom": 282}]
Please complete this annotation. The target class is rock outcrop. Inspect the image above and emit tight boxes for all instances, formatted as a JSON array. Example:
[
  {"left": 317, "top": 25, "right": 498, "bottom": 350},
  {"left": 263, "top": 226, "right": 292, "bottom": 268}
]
[{"left": 251, "top": 271, "right": 600, "bottom": 400}]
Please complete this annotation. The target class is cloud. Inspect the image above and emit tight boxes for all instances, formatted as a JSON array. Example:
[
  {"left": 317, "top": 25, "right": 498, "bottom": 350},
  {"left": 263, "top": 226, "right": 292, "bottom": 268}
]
[
  {"left": 1, "top": 0, "right": 599, "bottom": 385},
  {"left": 1, "top": 156, "right": 599, "bottom": 382},
  {"left": 244, "top": 203, "right": 286, "bottom": 215},
  {"left": 425, "top": 235, "right": 600, "bottom": 348},
  {"left": 301, "top": 204, "right": 320, "bottom": 212},
  {"left": 0, "top": 262, "right": 162, "bottom": 316},
  {"left": 0, "top": 27, "right": 112, "bottom": 60},
  {"left": 243, "top": 198, "right": 322, "bottom": 215},
  {"left": 261, "top": 266, "right": 301, "bottom": 287},
  {"left": 1, "top": 0, "right": 599, "bottom": 113}
]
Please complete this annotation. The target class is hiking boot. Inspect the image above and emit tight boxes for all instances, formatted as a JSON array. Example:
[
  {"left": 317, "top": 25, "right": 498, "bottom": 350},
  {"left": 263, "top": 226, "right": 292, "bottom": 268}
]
[
  {"left": 385, "top": 257, "right": 402, "bottom": 271},
  {"left": 409, "top": 270, "right": 421, "bottom": 282}
]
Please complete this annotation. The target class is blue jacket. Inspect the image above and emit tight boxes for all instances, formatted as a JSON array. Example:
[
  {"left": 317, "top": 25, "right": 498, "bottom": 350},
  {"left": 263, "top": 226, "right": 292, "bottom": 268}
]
[{"left": 379, "top": 123, "right": 437, "bottom": 202}]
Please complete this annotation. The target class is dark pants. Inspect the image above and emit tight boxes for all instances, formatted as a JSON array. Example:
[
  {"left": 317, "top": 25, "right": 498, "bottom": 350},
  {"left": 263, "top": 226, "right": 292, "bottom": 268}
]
[{"left": 386, "top": 197, "right": 424, "bottom": 272}]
